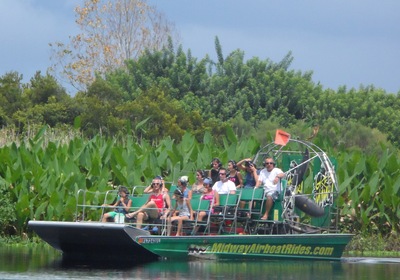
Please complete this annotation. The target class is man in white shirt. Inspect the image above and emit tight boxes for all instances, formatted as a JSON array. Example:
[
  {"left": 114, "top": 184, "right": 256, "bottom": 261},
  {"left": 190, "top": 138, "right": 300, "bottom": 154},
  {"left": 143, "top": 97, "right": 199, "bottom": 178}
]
[
  {"left": 212, "top": 168, "right": 236, "bottom": 194},
  {"left": 256, "top": 157, "right": 285, "bottom": 220}
]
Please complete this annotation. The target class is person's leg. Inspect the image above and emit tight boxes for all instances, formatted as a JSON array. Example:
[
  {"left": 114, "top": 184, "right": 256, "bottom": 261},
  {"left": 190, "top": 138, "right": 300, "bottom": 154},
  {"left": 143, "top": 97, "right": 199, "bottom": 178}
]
[
  {"left": 261, "top": 196, "right": 273, "bottom": 220},
  {"left": 176, "top": 216, "right": 189, "bottom": 236},
  {"left": 140, "top": 202, "right": 159, "bottom": 231},
  {"left": 136, "top": 212, "right": 147, "bottom": 229},
  {"left": 168, "top": 216, "right": 179, "bottom": 236},
  {"left": 197, "top": 211, "right": 206, "bottom": 221},
  {"left": 102, "top": 212, "right": 110, "bottom": 222},
  {"left": 126, "top": 201, "right": 157, "bottom": 218},
  {"left": 193, "top": 211, "right": 207, "bottom": 235},
  {"left": 102, "top": 212, "right": 116, "bottom": 222}
]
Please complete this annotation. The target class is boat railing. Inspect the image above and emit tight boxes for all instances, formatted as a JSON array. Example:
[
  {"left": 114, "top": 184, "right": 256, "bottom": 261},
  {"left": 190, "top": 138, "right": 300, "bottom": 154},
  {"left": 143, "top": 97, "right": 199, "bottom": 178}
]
[
  {"left": 131, "top": 185, "right": 148, "bottom": 195},
  {"left": 75, "top": 188, "right": 148, "bottom": 222},
  {"left": 75, "top": 189, "right": 117, "bottom": 222},
  {"left": 74, "top": 183, "right": 339, "bottom": 235},
  {"left": 74, "top": 187, "right": 171, "bottom": 234}
]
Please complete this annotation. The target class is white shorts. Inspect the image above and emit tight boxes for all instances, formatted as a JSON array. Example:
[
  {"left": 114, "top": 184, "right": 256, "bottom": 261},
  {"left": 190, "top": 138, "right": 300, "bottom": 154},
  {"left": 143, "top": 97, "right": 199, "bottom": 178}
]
[{"left": 264, "top": 190, "right": 279, "bottom": 201}]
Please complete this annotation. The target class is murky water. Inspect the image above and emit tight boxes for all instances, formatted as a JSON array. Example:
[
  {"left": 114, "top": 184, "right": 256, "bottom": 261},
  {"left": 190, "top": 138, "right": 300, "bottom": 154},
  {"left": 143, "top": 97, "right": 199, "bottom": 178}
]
[{"left": 1, "top": 246, "right": 399, "bottom": 279}]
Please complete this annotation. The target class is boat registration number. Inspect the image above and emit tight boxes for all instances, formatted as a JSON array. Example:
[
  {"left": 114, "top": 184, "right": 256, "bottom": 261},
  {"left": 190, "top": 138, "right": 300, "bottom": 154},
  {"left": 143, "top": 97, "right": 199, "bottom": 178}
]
[{"left": 137, "top": 237, "right": 161, "bottom": 244}]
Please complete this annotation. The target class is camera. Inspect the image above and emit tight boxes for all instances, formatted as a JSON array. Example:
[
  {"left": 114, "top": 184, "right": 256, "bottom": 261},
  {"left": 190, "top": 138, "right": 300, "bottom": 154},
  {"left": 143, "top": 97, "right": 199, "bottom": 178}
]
[{"left": 245, "top": 161, "right": 253, "bottom": 167}]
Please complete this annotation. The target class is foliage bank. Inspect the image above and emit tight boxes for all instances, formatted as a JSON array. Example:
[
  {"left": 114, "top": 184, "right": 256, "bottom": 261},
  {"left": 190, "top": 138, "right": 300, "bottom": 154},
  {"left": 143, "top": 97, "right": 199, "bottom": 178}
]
[
  {"left": 0, "top": 126, "right": 399, "bottom": 239},
  {"left": 345, "top": 233, "right": 400, "bottom": 257}
]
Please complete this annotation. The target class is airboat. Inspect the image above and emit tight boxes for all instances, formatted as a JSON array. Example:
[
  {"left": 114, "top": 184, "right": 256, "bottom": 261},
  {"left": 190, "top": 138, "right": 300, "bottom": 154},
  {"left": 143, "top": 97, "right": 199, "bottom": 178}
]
[{"left": 29, "top": 130, "right": 352, "bottom": 262}]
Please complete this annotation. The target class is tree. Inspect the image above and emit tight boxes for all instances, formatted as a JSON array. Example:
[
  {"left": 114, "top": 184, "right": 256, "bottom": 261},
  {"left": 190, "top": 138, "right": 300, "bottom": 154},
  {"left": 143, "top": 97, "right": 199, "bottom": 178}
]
[
  {"left": 49, "top": 0, "right": 178, "bottom": 90},
  {"left": 28, "top": 72, "right": 69, "bottom": 105},
  {"left": 0, "top": 72, "right": 23, "bottom": 120}
]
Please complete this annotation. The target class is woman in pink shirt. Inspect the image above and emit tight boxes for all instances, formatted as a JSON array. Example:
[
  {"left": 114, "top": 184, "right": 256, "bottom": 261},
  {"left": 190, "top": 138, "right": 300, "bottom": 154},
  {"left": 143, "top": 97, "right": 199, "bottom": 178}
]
[
  {"left": 126, "top": 178, "right": 170, "bottom": 229},
  {"left": 196, "top": 178, "right": 220, "bottom": 222}
]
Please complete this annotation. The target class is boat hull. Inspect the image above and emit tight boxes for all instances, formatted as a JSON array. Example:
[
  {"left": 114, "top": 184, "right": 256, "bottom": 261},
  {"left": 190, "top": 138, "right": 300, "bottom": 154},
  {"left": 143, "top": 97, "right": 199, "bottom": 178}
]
[
  {"left": 136, "top": 233, "right": 353, "bottom": 261},
  {"left": 29, "top": 221, "right": 352, "bottom": 262},
  {"left": 28, "top": 221, "right": 159, "bottom": 263}
]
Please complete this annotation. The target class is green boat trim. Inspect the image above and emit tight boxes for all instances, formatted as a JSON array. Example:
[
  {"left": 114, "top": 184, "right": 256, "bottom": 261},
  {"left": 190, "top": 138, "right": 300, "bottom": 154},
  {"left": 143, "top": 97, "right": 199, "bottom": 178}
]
[{"left": 137, "top": 233, "right": 353, "bottom": 261}]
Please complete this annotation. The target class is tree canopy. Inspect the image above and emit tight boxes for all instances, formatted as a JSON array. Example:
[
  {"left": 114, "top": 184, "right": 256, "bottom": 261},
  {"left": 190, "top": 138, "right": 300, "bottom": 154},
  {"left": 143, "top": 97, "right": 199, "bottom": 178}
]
[{"left": 2, "top": 37, "right": 400, "bottom": 150}]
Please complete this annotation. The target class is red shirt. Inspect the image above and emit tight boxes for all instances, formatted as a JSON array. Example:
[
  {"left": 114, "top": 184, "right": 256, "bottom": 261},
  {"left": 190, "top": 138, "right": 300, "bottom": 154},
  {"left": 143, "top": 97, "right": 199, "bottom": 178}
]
[{"left": 150, "top": 193, "right": 164, "bottom": 212}]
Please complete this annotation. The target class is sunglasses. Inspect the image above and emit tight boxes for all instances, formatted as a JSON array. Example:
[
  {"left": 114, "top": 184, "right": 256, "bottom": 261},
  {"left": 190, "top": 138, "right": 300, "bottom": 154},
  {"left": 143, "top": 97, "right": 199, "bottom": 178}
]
[
  {"left": 265, "top": 162, "right": 274, "bottom": 165},
  {"left": 152, "top": 182, "right": 161, "bottom": 185}
]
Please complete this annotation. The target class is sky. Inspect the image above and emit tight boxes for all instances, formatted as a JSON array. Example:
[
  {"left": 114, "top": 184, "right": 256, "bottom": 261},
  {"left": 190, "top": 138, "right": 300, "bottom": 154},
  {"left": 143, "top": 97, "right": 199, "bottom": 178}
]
[{"left": 1, "top": 0, "right": 399, "bottom": 95}]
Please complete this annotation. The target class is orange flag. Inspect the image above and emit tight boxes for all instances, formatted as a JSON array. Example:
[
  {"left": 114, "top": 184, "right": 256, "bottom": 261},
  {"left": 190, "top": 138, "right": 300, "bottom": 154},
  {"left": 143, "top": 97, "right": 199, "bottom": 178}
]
[{"left": 274, "top": 130, "right": 290, "bottom": 146}]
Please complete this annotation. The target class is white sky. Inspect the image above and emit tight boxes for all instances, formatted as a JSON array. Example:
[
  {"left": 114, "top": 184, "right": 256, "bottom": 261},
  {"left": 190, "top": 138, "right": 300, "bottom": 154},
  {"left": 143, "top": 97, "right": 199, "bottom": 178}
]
[{"left": 1, "top": 0, "right": 399, "bottom": 95}]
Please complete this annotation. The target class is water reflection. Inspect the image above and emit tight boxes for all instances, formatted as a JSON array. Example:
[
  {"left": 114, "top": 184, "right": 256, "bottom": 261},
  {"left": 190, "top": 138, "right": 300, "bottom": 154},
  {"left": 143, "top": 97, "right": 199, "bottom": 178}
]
[
  {"left": 1, "top": 246, "right": 400, "bottom": 280},
  {"left": 139, "top": 260, "right": 344, "bottom": 280},
  {"left": 0, "top": 245, "right": 62, "bottom": 272}
]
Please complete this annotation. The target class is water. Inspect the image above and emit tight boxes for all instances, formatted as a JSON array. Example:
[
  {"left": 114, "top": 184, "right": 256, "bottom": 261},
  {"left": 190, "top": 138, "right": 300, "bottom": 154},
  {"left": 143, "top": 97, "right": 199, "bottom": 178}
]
[{"left": 1, "top": 246, "right": 400, "bottom": 279}]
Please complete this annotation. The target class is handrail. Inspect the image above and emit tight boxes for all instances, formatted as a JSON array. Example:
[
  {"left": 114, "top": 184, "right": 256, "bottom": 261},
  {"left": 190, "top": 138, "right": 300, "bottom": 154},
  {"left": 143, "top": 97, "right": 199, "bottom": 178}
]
[{"left": 75, "top": 189, "right": 113, "bottom": 221}]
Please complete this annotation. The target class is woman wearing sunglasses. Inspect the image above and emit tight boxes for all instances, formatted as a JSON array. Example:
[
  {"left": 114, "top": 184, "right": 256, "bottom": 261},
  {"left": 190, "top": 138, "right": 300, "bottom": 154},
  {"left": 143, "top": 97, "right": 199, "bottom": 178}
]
[{"left": 126, "top": 178, "right": 170, "bottom": 229}]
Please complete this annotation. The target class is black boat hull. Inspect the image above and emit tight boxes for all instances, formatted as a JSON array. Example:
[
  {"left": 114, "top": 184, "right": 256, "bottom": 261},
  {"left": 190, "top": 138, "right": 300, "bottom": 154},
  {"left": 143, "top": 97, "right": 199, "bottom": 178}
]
[{"left": 28, "top": 221, "right": 159, "bottom": 263}]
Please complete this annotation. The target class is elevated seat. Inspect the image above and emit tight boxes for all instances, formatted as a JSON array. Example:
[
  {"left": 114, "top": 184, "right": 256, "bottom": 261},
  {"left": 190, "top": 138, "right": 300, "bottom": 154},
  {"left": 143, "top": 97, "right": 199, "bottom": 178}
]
[
  {"left": 235, "top": 188, "right": 264, "bottom": 233},
  {"left": 210, "top": 192, "right": 240, "bottom": 234},
  {"left": 251, "top": 180, "right": 288, "bottom": 234},
  {"left": 181, "top": 196, "right": 212, "bottom": 235}
]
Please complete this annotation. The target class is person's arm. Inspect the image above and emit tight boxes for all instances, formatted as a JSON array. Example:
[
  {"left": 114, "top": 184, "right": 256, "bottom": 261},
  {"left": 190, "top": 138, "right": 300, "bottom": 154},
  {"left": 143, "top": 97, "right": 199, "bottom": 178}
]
[
  {"left": 161, "top": 179, "right": 168, "bottom": 193},
  {"left": 121, "top": 198, "right": 132, "bottom": 212},
  {"left": 188, "top": 189, "right": 193, "bottom": 200},
  {"left": 237, "top": 172, "right": 244, "bottom": 188},
  {"left": 102, "top": 198, "right": 119, "bottom": 208},
  {"left": 186, "top": 199, "right": 194, "bottom": 220},
  {"left": 143, "top": 185, "right": 152, "bottom": 193},
  {"left": 255, "top": 171, "right": 263, "bottom": 188},
  {"left": 214, "top": 192, "right": 220, "bottom": 206},
  {"left": 236, "top": 159, "right": 246, "bottom": 171},
  {"left": 169, "top": 201, "right": 178, "bottom": 217},
  {"left": 273, "top": 170, "right": 285, "bottom": 184},
  {"left": 162, "top": 193, "right": 171, "bottom": 218},
  {"left": 251, "top": 165, "right": 259, "bottom": 183}
]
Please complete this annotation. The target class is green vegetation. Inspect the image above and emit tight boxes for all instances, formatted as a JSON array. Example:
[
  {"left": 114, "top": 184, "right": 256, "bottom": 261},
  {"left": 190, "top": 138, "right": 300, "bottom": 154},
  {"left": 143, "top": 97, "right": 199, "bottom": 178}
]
[
  {"left": 0, "top": 126, "right": 399, "bottom": 241},
  {"left": 345, "top": 234, "right": 400, "bottom": 257}
]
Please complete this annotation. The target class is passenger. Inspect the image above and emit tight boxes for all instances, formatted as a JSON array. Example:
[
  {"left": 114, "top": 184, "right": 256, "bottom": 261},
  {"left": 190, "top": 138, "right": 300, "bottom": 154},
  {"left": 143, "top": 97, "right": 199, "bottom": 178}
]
[
  {"left": 101, "top": 186, "right": 132, "bottom": 223},
  {"left": 208, "top": 158, "right": 222, "bottom": 184},
  {"left": 177, "top": 175, "right": 192, "bottom": 199},
  {"left": 125, "top": 177, "right": 170, "bottom": 229},
  {"left": 196, "top": 178, "right": 220, "bottom": 225},
  {"left": 191, "top": 170, "right": 206, "bottom": 194},
  {"left": 237, "top": 158, "right": 259, "bottom": 188},
  {"left": 168, "top": 189, "right": 193, "bottom": 236},
  {"left": 256, "top": 157, "right": 285, "bottom": 220},
  {"left": 143, "top": 175, "right": 168, "bottom": 194},
  {"left": 236, "top": 158, "right": 260, "bottom": 209},
  {"left": 212, "top": 167, "right": 236, "bottom": 194},
  {"left": 227, "top": 160, "right": 243, "bottom": 189}
]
